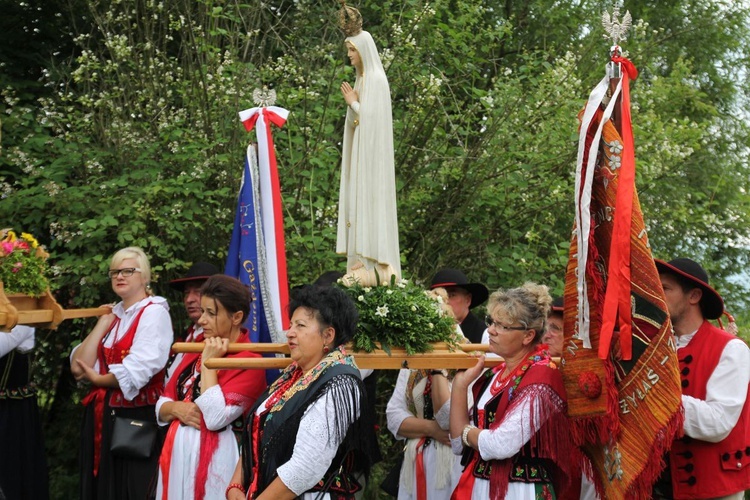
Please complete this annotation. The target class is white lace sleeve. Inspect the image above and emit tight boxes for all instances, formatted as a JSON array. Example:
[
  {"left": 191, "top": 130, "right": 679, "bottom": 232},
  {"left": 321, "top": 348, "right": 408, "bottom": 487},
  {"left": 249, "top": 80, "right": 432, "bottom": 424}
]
[
  {"left": 450, "top": 434, "right": 464, "bottom": 455},
  {"left": 435, "top": 397, "right": 451, "bottom": 430},
  {"left": 195, "top": 384, "right": 246, "bottom": 431},
  {"left": 386, "top": 370, "right": 412, "bottom": 440},
  {"left": 477, "top": 384, "right": 562, "bottom": 461},
  {"left": 276, "top": 378, "right": 360, "bottom": 495}
]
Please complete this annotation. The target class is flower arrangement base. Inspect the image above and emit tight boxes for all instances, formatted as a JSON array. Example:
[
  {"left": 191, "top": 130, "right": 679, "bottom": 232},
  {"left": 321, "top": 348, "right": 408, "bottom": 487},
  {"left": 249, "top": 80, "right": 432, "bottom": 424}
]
[
  {"left": 5, "top": 293, "right": 38, "bottom": 311},
  {"left": 0, "top": 283, "right": 64, "bottom": 331}
]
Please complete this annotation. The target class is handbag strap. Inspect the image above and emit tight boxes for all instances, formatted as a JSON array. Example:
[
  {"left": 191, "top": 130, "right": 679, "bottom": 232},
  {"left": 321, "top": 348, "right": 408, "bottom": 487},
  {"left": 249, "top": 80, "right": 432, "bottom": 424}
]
[{"left": 314, "top": 452, "right": 351, "bottom": 500}]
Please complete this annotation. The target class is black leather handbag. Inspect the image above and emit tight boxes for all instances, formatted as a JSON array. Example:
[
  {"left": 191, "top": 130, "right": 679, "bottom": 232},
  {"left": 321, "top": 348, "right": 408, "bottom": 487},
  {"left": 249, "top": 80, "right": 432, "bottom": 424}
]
[{"left": 110, "top": 416, "right": 158, "bottom": 459}]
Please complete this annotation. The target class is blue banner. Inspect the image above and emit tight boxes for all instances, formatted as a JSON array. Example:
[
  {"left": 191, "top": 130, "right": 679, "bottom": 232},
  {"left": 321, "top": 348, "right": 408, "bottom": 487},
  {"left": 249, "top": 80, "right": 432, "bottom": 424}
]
[{"left": 225, "top": 148, "right": 279, "bottom": 383}]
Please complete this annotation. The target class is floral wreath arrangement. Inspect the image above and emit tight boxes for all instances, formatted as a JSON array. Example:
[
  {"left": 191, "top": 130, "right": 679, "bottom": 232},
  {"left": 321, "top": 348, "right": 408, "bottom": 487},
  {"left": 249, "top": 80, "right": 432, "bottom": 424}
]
[
  {"left": 338, "top": 275, "right": 460, "bottom": 355},
  {"left": 0, "top": 229, "right": 51, "bottom": 297}
]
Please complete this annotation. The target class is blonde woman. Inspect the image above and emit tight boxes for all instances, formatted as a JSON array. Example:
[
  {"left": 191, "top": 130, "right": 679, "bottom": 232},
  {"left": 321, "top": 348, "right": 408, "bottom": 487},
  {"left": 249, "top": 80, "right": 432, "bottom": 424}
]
[
  {"left": 449, "top": 283, "right": 580, "bottom": 499},
  {"left": 71, "top": 246, "right": 172, "bottom": 499}
]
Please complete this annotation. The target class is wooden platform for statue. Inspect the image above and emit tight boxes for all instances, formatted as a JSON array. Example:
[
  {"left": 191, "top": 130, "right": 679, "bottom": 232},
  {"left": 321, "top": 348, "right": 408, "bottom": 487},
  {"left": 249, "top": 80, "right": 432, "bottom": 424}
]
[
  {"left": 0, "top": 282, "right": 109, "bottom": 331},
  {"left": 172, "top": 341, "right": 507, "bottom": 370}
]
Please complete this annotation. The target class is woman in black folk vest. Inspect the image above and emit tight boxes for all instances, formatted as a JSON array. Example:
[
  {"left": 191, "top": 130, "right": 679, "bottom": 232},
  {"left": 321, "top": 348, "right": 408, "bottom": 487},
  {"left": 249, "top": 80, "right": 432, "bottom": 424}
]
[
  {"left": 0, "top": 325, "right": 49, "bottom": 500},
  {"left": 448, "top": 283, "right": 580, "bottom": 499},
  {"left": 226, "top": 285, "right": 379, "bottom": 500},
  {"left": 71, "top": 247, "right": 173, "bottom": 499}
]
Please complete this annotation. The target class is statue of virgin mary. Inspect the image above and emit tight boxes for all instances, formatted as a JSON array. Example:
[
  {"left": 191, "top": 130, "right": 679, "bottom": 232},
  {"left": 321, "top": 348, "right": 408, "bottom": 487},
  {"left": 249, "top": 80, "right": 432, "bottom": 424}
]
[{"left": 336, "top": 2, "right": 401, "bottom": 286}]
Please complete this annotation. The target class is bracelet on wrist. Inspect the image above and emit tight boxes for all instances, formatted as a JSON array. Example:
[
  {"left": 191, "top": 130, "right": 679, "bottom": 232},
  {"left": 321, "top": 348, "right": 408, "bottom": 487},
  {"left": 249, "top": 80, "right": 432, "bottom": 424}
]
[
  {"left": 461, "top": 424, "right": 477, "bottom": 448},
  {"left": 430, "top": 369, "right": 448, "bottom": 377},
  {"left": 226, "top": 482, "right": 245, "bottom": 499}
]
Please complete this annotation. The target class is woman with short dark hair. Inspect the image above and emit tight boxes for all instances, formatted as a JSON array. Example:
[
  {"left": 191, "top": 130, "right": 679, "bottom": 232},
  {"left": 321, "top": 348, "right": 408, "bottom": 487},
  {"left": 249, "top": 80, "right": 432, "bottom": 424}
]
[{"left": 227, "top": 285, "right": 378, "bottom": 499}]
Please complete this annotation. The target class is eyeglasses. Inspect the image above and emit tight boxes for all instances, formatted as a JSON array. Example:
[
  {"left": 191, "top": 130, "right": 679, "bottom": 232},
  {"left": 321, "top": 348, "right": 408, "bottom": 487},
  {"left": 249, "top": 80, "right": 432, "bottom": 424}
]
[
  {"left": 108, "top": 267, "right": 142, "bottom": 279},
  {"left": 547, "top": 323, "right": 563, "bottom": 333},
  {"left": 485, "top": 316, "right": 528, "bottom": 331}
]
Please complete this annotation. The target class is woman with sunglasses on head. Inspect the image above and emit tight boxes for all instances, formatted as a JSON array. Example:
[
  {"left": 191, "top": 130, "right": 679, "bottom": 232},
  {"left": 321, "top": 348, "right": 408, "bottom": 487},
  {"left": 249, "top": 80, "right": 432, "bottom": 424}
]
[
  {"left": 448, "top": 283, "right": 580, "bottom": 499},
  {"left": 155, "top": 275, "right": 267, "bottom": 500},
  {"left": 71, "top": 246, "right": 173, "bottom": 500}
]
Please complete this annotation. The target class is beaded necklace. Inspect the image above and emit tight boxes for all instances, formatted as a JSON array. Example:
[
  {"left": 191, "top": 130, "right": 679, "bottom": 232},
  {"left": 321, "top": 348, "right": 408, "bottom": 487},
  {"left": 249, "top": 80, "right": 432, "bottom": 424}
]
[
  {"left": 489, "top": 363, "right": 523, "bottom": 397},
  {"left": 489, "top": 345, "right": 549, "bottom": 400},
  {"left": 263, "top": 368, "right": 302, "bottom": 411},
  {"left": 477, "top": 346, "right": 549, "bottom": 429}
]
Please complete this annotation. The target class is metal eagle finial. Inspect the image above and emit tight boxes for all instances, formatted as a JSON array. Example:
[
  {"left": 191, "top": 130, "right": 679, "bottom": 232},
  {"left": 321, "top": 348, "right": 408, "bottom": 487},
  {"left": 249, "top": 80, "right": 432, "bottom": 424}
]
[
  {"left": 602, "top": 7, "right": 632, "bottom": 46},
  {"left": 252, "top": 86, "right": 277, "bottom": 107}
]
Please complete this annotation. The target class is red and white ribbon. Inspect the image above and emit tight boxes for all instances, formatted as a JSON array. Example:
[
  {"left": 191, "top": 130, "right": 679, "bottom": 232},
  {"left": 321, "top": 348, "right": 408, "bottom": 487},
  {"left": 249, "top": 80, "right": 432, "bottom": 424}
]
[
  {"left": 574, "top": 57, "right": 639, "bottom": 359},
  {"left": 239, "top": 106, "right": 291, "bottom": 331}
]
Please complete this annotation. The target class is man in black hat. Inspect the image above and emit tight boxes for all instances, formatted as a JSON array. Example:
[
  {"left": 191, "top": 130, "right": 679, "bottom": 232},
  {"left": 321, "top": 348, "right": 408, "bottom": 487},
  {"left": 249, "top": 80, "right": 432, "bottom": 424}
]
[
  {"left": 654, "top": 257, "right": 750, "bottom": 499},
  {"left": 430, "top": 268, "right": 489, "bottom": 343},
  {"left": 165, "top": 262, "right": 220, "bottom": 382}
]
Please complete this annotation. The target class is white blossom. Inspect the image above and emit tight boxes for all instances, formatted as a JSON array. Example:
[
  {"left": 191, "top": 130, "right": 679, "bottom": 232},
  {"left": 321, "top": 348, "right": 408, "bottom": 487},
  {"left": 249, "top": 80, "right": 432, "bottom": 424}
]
[{"left": 375, "top": 305, "right": 389, "bottom": 317}]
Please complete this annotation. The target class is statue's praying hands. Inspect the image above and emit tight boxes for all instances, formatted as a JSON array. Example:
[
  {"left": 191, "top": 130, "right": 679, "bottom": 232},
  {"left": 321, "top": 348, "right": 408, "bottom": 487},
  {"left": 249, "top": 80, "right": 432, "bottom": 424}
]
[{"left": 341, "top": 82, "right": 359, "bottom": 107}]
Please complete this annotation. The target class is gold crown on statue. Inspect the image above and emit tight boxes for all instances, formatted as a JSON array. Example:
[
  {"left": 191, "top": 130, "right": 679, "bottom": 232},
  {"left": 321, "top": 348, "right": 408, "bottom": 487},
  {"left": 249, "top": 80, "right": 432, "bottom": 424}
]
[{"left": 338, "top": 0, "right": 362, "bottom": 37}]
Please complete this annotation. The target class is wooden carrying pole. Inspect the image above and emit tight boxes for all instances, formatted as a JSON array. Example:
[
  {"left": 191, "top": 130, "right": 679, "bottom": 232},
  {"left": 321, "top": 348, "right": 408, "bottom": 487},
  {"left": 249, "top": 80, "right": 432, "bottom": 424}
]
[
  {"left": 172, "top": 342, "right": 507, "bottom": 370},
  {"left": 0, "top": 303, "right": 111, "bottom": 331},
  {"left": 203, "top": 353, "right": 502, "bottom": 370},
  {"left": 172, "top": 342, "right": 491, "bottom": 355}
]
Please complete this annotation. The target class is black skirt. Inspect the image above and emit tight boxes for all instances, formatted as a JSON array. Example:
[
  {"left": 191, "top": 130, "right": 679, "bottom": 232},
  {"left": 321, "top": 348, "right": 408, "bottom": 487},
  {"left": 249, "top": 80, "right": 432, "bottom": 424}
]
[
  {"left": 0, "top": 351, "right": 49, "bottom": 500},
  {"left": 80, "top": 397, "right": 161, "bottom": 500}
]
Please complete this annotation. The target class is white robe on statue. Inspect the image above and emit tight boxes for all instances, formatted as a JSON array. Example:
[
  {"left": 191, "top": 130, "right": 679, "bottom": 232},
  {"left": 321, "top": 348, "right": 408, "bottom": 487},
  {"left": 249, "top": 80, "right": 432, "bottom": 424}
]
[{"left": 336, "top": 30, "right": 401, "bottom": 279}]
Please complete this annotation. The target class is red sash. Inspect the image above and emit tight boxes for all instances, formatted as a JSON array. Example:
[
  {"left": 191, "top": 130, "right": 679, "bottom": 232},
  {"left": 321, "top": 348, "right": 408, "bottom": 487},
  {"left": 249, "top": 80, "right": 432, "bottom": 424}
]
[
  {"left": 451, "top": 453, "right": 480, "bottom": 500},
  {"left": 159, "top": 338, "right": 202, "bottom": 500},
  {"left": 415, "top": 437, "right": 428, "bottom": 500}
]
